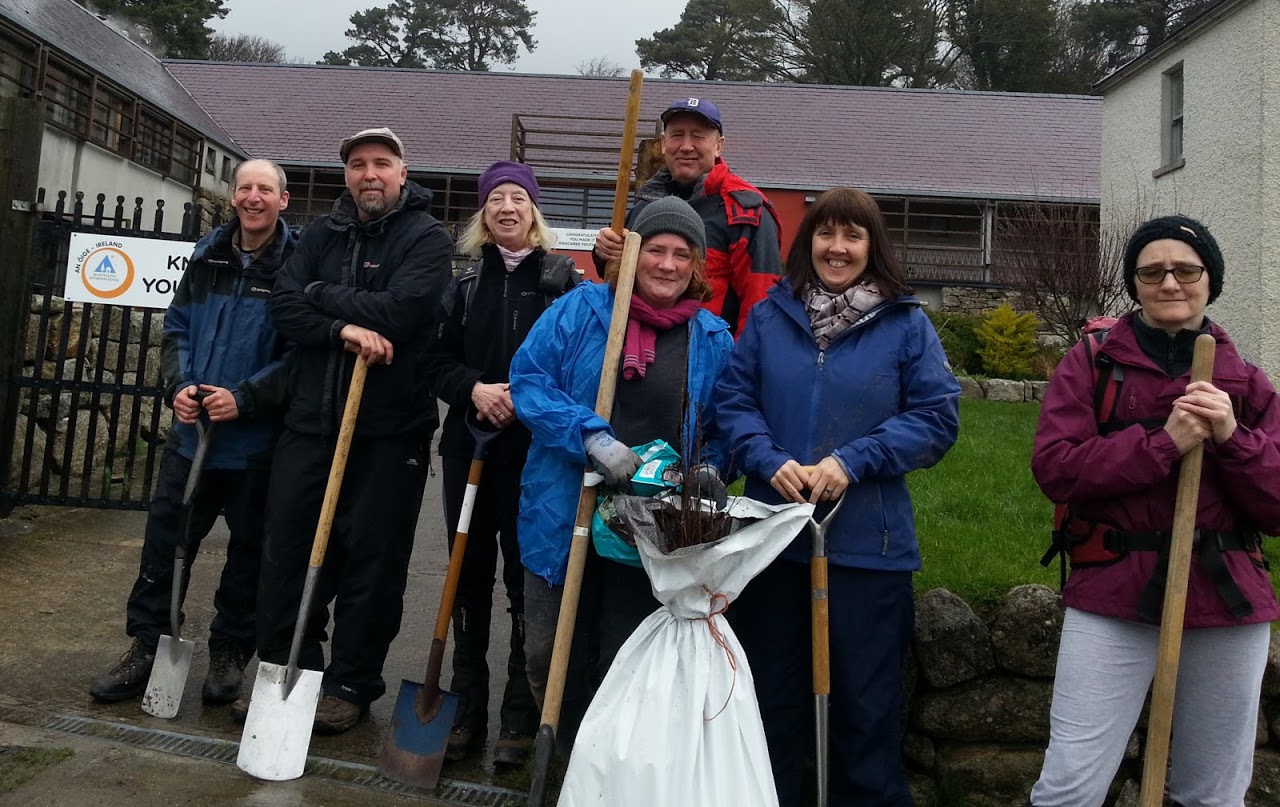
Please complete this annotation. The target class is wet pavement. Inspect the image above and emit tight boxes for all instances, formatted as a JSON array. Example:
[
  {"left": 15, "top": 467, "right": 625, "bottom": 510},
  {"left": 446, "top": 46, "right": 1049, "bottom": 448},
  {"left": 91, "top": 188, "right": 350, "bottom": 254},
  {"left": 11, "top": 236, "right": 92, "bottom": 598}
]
[{"left": 0, "top": 480, "right": 532, "bottom": 806}]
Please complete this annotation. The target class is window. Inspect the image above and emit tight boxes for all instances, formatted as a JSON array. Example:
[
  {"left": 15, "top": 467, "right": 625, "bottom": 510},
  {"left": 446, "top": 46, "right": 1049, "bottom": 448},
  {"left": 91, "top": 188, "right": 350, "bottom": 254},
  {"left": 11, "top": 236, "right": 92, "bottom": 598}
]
[
  {"left": 221, "top": 154, "right": 233, "bottom": 183},
  {"left": 205, "top": 147, "right": 216, "bottom": 175},
  {"left": 1162, "top": 64, "right": 1184, "bottom": 168},
  {"left": 0, "top": 29, "right": 37, "bottom": 98},
  {"left": 133, "top": 107, "right": 171, "bottom": 173},
  {"left": 171, "top": 127, "right": 200, "bottom": 185},
  {"left": 90, "top": 84, "right": 131, "bottom": 153},
  {"left": 44, "top": 59, "right": 90, "bottom": 132}
]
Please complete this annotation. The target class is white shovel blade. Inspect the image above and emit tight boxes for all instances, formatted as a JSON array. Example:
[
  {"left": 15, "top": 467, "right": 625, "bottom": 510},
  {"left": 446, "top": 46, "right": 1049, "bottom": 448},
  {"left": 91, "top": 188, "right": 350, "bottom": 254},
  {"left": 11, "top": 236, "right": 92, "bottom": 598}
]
[
  {"left": 236, "top": 660, "right": 323, "bottom": 781},
  {"left": 141, "top": 634, "right": 194, "bottom": 719}
]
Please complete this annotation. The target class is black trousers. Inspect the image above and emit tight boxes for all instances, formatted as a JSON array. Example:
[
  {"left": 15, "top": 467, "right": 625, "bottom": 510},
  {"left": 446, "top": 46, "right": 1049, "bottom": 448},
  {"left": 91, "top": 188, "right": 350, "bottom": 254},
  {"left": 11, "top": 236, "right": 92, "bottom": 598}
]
[
  {"left": 523, "top": 546, "right": 658, "bottom": 755},
  {"left": 126, "top": 445, "right": 268, "bottom": 654},
  {"left": 257, "top": 428, "right": 428, "bottom": 706},
  {"left": 730, "top": 560, "right": 916, "bottom": 807},
  {"left": 441, "top": 455, "right": 537, "bottom": 736}
]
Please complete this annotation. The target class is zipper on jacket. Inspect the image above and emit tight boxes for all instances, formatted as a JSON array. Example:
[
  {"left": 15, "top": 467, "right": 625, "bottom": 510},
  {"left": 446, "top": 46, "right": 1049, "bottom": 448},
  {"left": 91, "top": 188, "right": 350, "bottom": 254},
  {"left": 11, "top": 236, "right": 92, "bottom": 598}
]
[
  {"left": 881, "top": 531, "right": 890, "bottom": 556},
  {"left": 817, "top": 350, "right": 825, "bottom": 369}
]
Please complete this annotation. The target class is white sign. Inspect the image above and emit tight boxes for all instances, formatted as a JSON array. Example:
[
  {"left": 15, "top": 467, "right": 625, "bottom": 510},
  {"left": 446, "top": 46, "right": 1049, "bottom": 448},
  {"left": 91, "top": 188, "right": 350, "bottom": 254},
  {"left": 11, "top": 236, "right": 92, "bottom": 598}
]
[
  {"left": 66, "top": 232, "right": 195, "bottom": 309},
  {"left": 551, "top": 228, "right": 599, "bottom": 252}
]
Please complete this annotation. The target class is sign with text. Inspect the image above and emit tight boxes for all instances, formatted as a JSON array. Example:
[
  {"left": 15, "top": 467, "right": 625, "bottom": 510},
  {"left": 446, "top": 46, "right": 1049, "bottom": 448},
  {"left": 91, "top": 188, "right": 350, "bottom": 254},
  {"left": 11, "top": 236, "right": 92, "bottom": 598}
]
[
  {"left": 550, "top": 228, "right": 598, "bottom": 252},
  {"left": 66, "top": 232, "right": 195, "bottom": 309}
]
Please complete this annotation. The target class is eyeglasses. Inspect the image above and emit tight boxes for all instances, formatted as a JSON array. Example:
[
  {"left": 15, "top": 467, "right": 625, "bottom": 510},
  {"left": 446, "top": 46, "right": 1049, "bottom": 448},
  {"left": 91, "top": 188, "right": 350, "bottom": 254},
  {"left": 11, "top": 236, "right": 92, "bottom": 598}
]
[{"left": 1134, "top": 264, "right": 1206, "bottom": 285}]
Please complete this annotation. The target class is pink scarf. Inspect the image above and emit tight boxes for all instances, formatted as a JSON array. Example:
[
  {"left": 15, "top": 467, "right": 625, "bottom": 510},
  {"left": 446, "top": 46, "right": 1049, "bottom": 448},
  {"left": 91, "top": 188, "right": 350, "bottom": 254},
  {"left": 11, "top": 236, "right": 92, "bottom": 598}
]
[{"left": 622, "top": 297, "right": 702, "bottom": 380}]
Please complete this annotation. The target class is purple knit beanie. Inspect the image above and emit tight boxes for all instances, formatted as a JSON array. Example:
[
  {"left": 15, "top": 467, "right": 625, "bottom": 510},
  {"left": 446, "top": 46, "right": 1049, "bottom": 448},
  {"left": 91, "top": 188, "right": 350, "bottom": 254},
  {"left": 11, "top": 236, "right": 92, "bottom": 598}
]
[{"left": 477, "top": 160, "right": 539, "bottom": 206}]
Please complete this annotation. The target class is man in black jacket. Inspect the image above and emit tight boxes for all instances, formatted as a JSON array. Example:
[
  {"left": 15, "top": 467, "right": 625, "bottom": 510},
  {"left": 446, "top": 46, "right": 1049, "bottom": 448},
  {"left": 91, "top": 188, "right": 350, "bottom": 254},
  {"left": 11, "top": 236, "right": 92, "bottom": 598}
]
[{"left": 246, "top": 127, "right": 453, "bottom": 734}]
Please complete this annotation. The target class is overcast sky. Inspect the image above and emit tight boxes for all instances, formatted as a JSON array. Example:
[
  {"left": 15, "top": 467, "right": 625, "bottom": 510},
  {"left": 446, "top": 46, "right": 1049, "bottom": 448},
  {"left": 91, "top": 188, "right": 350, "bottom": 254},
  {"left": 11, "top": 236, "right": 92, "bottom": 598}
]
[{"left": 210, "top": 0, "right": 689, "bottom": 75}]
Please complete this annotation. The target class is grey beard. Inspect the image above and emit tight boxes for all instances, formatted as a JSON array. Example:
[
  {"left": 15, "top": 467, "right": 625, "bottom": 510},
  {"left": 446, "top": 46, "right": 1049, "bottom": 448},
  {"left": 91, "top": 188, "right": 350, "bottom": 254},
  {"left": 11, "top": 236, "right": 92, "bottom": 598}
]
[{"left": 355, "top": 193, "right": 389, "bottom": 218}]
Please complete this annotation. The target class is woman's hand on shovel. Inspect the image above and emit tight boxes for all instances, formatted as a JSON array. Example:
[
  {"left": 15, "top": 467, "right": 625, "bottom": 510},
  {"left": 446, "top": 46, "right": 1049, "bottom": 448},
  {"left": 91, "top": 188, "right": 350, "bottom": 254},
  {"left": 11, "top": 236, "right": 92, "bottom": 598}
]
[
  {"left": 471, "top": 382, "right": 515, "bottom": 426},
  {"left": 804, "top": 457, "right": 850, "bottom": 505}
]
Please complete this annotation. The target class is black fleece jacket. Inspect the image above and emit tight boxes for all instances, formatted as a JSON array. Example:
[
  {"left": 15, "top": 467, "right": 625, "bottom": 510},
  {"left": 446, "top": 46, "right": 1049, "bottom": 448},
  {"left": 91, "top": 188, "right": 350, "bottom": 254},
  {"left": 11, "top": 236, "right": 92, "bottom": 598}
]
[
  {"left": 425, "top": 245, "right": 578, "bottom": 462},
  {"left": 271, "top": 181, "right": 453, "bottom": 438}
]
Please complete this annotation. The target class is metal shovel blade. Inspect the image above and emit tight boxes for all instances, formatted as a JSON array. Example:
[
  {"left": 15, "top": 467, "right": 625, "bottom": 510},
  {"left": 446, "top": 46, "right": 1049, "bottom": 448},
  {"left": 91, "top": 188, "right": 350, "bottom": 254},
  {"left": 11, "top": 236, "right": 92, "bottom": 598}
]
[
  {"left": 379, "top": 678, "right": 458, "bottom": 789},
  {"left": 235, "top": 660, "right": 324, "bottom": 781},
  {"left": 140, "top": 634, "right": 194, "bottom": 718}
]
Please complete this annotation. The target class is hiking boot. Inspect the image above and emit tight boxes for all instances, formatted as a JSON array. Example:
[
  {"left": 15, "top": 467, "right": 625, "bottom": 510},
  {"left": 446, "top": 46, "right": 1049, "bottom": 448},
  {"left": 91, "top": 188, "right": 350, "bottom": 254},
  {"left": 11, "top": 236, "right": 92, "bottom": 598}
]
[
  {"left": 445, "top": 725, "right": 483, "bottom": 762},
  {"left": 202, "top": 641, "right": 249, "bottom": 705},
  {"left": 229, "top": 691, "right": 251, "bottom": 725},
  {"left": 313, "top": 695, "right": 366, "bottom": 735},
  {"left": 89, "top": 638, "right": 155, "bottom": 703},
  {"left": 492, "top": 730, "right": 534, "bottom": 768}
]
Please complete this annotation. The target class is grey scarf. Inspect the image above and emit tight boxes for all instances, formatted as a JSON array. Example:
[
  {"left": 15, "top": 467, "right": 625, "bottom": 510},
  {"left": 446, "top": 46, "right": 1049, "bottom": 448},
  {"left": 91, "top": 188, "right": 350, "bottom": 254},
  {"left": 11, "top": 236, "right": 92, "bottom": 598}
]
[{"left": 805, "top": 279, "right": 885, "bottom": 350}]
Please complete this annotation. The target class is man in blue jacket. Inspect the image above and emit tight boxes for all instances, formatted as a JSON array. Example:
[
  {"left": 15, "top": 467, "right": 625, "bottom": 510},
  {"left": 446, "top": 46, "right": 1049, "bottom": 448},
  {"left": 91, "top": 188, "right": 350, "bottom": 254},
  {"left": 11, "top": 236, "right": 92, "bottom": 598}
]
[{"left": 90, "top": 159, "right": 295, "bottom": 707}]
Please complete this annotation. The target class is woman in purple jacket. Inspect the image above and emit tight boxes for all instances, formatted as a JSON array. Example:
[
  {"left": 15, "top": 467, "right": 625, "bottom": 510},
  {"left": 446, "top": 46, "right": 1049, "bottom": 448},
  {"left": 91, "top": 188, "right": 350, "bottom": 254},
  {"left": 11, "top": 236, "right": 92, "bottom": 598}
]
[{"left": 1030, "top": 216, "right": 1280, "bottom": 806}]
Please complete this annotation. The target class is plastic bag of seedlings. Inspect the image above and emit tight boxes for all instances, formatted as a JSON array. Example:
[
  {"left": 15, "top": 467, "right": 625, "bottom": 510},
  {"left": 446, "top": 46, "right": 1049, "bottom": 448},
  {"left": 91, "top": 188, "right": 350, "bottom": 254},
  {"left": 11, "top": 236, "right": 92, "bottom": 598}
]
[
  {"left": 591, "top": 440, "right": 682, "bottom": 567},
  {"left": 558, "top": 496, "right": 814, "bottom": 807}
]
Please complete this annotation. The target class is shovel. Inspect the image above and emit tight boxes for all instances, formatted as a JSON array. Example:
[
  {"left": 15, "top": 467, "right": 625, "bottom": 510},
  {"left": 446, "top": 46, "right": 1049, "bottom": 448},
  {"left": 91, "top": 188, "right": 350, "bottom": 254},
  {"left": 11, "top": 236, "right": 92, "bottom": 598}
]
[
  {"left": 142, "top": 392, "right": 214, "bottom": 719},
  {"left": 237, "top": 354, "right": 369, "bottom": 782},
  {"left": 1139, "top": 333, "right": 1216, "bottom": 807},
  {"left": 810, "top": 492, "right": 845, "bottom": 807},
  {"left": 380, "top": 410, "right": 504, "bottom": 788}
]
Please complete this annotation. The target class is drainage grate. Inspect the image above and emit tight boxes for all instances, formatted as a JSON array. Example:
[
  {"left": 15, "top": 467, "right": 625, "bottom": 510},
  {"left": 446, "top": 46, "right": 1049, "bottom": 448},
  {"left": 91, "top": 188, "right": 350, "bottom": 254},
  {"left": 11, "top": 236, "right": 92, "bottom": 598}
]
[{"left": 0, "top": 704, "right": 525, "bottom": 806}]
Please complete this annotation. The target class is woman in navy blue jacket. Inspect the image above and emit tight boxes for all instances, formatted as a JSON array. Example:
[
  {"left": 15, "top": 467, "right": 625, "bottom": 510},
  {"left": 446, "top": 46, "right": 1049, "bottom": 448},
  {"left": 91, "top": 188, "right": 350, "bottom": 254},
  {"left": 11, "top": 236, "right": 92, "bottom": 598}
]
[{"left": 714, "top": 187, "right": 960, "bottom": 806}]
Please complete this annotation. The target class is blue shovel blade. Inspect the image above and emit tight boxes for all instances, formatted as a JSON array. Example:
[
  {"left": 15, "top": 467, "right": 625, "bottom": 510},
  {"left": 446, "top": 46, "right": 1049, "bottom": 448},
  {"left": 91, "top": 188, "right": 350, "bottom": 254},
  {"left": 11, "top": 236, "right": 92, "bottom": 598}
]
[{"left": 379, "top": 678, "right": 458, "bottom": 789}]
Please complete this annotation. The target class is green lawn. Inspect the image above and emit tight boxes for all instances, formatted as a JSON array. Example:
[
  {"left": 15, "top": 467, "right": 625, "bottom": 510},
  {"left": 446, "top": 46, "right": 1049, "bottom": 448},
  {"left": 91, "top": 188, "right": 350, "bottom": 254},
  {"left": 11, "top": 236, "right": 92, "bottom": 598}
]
[
  {"left": 910, "top": 399, "right": 1057, "bottom": 606},
  {"left": 910, "top": 399, "right": 1280, "bottom": 606}
]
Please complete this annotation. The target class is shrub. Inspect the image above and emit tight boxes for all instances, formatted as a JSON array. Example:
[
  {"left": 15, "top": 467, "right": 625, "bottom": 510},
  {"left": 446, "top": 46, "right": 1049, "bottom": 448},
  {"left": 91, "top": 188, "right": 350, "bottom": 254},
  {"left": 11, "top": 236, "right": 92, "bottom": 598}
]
[
  {"left": 975, "top": 304, "right": 1041, "bottom": 379},
  {"left": 926, "top": 310, "right": 983, "bottom": 375},
  {"left": 1028, "top": 346, "right": 1064, "bottom": 381}
]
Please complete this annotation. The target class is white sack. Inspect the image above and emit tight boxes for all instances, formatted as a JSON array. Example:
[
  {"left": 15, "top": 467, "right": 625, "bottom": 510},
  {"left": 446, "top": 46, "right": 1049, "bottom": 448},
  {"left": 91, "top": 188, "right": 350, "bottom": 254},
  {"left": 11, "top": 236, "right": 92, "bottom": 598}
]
[{"left": 557, "top": 496, "right": 814, "bottom": 807}]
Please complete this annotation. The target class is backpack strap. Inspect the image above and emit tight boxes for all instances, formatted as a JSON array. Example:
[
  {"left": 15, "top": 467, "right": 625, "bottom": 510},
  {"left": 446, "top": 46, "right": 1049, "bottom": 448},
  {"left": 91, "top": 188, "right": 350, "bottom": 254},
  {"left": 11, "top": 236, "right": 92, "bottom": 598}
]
[
  {"left": 457, "top": 261, "right": 482, "bottom": 327},
  {"left": 538, "top": 254, "right": 581, "bottom": 308}
]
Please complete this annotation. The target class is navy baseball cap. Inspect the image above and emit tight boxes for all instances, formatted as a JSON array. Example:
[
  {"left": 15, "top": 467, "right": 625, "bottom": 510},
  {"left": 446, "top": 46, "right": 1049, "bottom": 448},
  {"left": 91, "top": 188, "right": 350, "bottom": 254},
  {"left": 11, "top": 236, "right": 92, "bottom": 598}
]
[{"left": 660, "top": 98, "right": 723, "bottom": 133}]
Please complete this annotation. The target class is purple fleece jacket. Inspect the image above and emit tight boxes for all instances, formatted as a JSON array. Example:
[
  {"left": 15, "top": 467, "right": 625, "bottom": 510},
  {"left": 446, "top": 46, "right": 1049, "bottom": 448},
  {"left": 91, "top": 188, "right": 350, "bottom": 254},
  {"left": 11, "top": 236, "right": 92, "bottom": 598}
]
[{"left": 1033, "top": 312, "right": 1280, "bottom": 628}]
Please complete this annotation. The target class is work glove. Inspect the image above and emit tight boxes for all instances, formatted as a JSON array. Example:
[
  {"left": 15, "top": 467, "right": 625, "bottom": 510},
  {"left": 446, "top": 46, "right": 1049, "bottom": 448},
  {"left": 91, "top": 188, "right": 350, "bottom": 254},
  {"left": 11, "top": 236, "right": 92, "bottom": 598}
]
[
  {"left": 583, "top": 431, "right": 642, "bottom": 489},
  {"left": 685, "top": 463, "right": 728, "bottom": 510}
]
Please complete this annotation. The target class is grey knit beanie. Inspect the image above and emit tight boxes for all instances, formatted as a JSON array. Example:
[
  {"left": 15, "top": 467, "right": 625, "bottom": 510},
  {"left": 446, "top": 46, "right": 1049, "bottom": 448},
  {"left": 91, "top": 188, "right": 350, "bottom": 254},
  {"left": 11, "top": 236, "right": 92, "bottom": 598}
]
[{"left": 632, "top": 196, "right": 706, "bottom": 253}]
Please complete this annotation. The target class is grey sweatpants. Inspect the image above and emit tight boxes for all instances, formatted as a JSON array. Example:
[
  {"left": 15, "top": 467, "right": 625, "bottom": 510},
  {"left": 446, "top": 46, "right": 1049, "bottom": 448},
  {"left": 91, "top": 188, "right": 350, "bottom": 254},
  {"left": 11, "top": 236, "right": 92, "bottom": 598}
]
[{"left": 1031, "top": 608, "right": 1268, "bottom": 807}]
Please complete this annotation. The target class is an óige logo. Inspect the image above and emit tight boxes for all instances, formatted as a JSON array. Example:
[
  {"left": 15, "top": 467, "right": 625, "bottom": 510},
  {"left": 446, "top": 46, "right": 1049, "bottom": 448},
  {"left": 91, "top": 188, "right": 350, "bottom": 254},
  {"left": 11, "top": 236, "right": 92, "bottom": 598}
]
[{"left": 77, "top": 244, "right": 136, "bottom": 299}]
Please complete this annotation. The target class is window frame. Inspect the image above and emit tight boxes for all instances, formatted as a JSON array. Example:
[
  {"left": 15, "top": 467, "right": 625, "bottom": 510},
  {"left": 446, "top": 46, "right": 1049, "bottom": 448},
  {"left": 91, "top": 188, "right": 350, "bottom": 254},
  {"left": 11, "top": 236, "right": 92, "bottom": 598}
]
[{"left": 1157, "top": 62, "right": 1186, "bottom": 176}]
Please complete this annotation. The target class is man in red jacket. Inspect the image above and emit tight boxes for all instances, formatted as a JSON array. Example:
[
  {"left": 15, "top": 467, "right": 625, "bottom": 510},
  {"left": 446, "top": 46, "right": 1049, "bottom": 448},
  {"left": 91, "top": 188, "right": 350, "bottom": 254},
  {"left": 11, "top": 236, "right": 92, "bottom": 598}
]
[{"left": 594, "top": 98, "right": 782, "bottom": 336}]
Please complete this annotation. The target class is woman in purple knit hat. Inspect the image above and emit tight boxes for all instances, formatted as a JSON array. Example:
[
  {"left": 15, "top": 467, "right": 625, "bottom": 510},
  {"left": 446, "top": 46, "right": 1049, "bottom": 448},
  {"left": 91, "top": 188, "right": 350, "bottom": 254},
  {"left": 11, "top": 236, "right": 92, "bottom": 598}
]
[
  {"left": 1030, "top": 215, "right": 1280, "bottom": 806},
  {"left": 423, "top": 160, "right": 580, "bottom": 767}
]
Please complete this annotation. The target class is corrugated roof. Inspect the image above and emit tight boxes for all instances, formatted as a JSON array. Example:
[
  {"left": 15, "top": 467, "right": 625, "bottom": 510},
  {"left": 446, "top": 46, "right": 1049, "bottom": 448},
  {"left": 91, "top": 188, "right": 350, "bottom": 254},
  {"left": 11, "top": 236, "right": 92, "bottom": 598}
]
[
  {"left": 164, "top": 61, "right": 1101, "bottom": 203},
  {"left": 0, "top": 0, "right": 244, "bottom": 153}
]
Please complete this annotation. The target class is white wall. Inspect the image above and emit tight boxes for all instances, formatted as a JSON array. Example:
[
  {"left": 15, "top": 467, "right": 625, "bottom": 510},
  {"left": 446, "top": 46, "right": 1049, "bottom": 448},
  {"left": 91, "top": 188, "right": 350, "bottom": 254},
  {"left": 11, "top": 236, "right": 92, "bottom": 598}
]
[
  {"left": 37, "top": 127, "right": 196, "bottom": 232},
  {"left": 1101, "top": 0, "right": 1279, "bottom": 379}
]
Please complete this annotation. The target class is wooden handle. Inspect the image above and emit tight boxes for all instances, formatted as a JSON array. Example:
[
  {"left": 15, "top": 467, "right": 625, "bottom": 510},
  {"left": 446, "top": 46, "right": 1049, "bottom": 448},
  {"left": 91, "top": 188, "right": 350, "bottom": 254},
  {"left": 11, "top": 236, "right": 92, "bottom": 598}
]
[
  {"left": 610, "top": 70, "right": 645, "bottom": 234},
  {"left": 307, "top": 355, "right": 368, "bottom": 568},
  {"left": 538, "top": 232, "right": 642, "bottom": 732},
  {"left": 1139, "top": 332, "right": 1216, "bottom": 806},
  {"left": 811, "top": 557, "right": 830, "bottom": 696},
  {"left": 432, "top": 458, "right": 485, "bottom": 644}
]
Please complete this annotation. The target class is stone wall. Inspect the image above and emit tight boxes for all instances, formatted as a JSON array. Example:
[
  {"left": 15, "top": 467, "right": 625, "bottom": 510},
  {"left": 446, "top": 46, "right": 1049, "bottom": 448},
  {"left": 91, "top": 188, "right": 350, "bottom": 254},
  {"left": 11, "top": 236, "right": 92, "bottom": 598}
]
[
  {"left": 905, "top": 585, "right": 1280, "bottom": 806},
  {"left": 940, "top": 286, "right": 1023, "bottom": 318},
  {"left": 7, "top": 295, "right": 167, "bottom": 501},
  {"left": 955, "top": 377, "right": 1049, "bottom": 403}
]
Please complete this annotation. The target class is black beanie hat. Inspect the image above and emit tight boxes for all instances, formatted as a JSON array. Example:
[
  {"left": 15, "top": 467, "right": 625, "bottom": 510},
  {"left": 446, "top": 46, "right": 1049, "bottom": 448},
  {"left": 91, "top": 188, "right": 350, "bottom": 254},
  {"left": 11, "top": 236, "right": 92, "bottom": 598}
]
[{"left": 1123, "top": 215, "right": 1223, "bottom": 304}]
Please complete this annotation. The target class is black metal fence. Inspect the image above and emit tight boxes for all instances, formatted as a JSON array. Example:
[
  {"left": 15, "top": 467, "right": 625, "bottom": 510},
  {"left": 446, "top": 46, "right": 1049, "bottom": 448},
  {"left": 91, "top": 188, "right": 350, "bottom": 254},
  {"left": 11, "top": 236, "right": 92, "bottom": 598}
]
[{"left": 2, "top": 189, "right": 211, "bottom": 513}]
